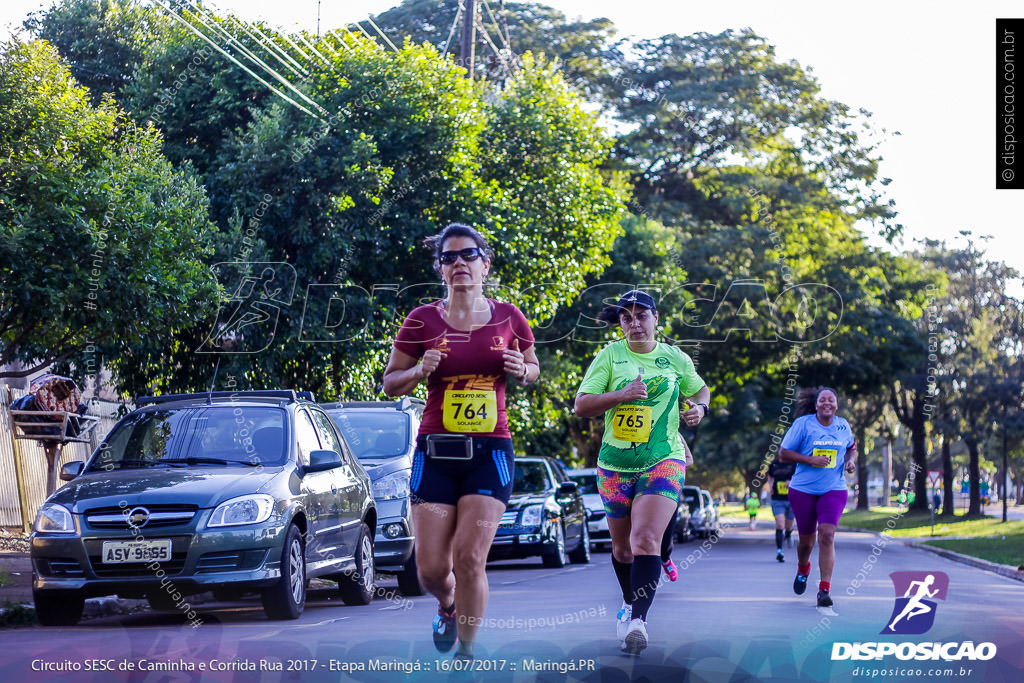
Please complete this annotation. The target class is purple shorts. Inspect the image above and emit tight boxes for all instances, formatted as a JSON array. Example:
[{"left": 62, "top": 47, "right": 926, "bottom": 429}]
[{"left": 788, "top": 488, "right": 848, "bottom": 535}]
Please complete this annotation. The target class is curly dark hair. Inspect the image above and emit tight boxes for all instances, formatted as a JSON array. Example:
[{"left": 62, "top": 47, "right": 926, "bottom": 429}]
[{"left": 794, "top": 386, "right": 839, "bottom": 418}]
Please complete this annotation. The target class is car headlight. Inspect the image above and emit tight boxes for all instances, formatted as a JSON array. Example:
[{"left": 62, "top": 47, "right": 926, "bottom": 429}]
[
  {"left": 207, "top": 494, "right": 275, "bottom": 527},
  {"left": 372, "top": 471, "right": 410, "bottom": 501},
  {"left": 34, "top": 503, "right": 76, "bottom": 534},
  {"left": 520, "top": 504, "right": 543, "bottom": 527}
]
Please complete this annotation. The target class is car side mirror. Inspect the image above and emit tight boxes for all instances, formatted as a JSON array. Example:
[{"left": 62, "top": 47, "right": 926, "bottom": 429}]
[
  {"left": 305, "top": 450, "right": 342, "bottom": 473},
  {"left": 556, "top": 481, "right": 578, "bottom": 498},
  {"left": 60, "top": 461, "right": 84, "bottom": 481}
]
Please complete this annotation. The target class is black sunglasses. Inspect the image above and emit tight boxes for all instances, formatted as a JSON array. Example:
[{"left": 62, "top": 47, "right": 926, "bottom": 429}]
[{"left": 438, "top": 247, "right": 484, "bottom": 265}]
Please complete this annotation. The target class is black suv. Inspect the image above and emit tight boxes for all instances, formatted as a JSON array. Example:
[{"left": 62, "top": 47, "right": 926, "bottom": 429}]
[
  {"left": 321, "top": 399, "right": 424, "bottom": 596},
  {"left": 488, "top": 456, "right": 589, "bottom": 567},
  {"left": 30, "top": 390, "right": 377, "bottom": 625}
]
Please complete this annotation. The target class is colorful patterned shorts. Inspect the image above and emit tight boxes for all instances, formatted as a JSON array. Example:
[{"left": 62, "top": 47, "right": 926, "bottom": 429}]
[{"left": 597, "top": 459, "right": 686, "bottom": 519}]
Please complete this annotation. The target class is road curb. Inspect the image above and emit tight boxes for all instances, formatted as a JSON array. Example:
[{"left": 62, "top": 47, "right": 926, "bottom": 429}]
[
  {"left": 900, "top": 539, "right": 1024, "bottom": 583},
  {"left": 838, "top": 525, "right": 1024, "bottom": 583}
]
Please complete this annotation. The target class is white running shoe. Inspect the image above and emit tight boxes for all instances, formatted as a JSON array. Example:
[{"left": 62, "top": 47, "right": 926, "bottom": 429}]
[
  {"left": 622, "top": 618, "right": 648, "bottom": 654},
  {"left": 615, "top": 602, "right": 632, "bottom": 641}
]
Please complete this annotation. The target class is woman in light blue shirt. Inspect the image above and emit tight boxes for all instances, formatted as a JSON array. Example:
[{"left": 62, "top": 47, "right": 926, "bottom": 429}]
[{"left": 780, "top": 387, "right": 856, "bottom": 610}]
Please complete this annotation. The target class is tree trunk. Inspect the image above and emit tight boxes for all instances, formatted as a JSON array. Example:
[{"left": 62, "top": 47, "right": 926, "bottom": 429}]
[
  {"left": 910, "top": 407, "right": 929, "bottom": 511},
  {"left": 882, "top": 438, "right": 892, "bottom": 506},
  {"left": 941, "top": 434, "right": 954, "bottom": 517},
  {"left": 856, "top": 424, "right": 869, "bottom": 509},
  {"left": 966, "top": 438, "right": 981, "bottom": 516}
]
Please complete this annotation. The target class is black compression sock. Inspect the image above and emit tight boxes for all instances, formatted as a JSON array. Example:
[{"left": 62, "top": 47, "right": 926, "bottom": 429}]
[
  {"left": 612, "top": 556, "right": 632, "bottom": 605},
  {"left": 785, "top": 529, "right": 792, "bottom": 540},
  {"left": 630, "top": 555, "right": 661, "bottom": 621},
  {"left": 775, "top": 529, "right": 784, "bottom": 550}
]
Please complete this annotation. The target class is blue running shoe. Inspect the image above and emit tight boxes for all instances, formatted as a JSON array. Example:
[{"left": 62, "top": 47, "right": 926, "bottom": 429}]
[{"left": 433, "top": 602, "right": 457, "bottom": 652}]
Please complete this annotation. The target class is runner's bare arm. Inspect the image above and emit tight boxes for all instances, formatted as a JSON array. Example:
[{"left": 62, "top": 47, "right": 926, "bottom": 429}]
[
  {"left": 574, "top": 375, "right": 648, "bottom": 417},
  {"left": 843, "top": 443, "right": 858, "bottom": 473},
  {"left": 382, "top": 347, "right": 445, "bottom": 397},
  {"left": 780, "top": 448, "right": 830, "bottom": 467}
]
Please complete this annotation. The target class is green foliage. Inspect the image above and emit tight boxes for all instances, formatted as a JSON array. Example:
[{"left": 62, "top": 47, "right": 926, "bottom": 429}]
[
  {"left": 24, "top": 0, "right": 171, "bottom": 102},
  {"left": 0, "top": 39, "right": 219, "bottom": 384},
  {"left": 0, "top": 600, "right": 37, "bottom": 628},
  {"left": 101, "top": 26, "right": 626, "bottom": 399}
]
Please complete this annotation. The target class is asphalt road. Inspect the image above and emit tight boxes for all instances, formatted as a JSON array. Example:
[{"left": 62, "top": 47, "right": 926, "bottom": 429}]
[{"left": 2, "top": 519, "right": 1022, "bottom": 682}]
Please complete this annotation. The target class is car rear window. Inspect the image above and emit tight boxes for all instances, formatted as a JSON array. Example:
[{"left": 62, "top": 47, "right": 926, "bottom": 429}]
[
  {"left": 328, "top": 410, "right": 410, "bottom": 460},
  {"left": 89, "top": 406, "right": 287, "bottom": 470},
  {"left": 513, "top": 461, "right": 552, "bottom": 494},
  {"left": 570, "top": 474, "right": 599, "bottom": 495}
]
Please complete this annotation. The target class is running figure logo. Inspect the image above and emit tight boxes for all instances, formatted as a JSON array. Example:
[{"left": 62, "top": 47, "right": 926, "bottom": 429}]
[
  {"left": 881, "top": 571, "right": 949, "bottom": 635},
  {"left": 198, "top": 262, "right": 296, "bottom": 354}
]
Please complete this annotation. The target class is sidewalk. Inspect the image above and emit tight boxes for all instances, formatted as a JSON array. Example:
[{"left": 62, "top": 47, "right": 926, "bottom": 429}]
[{"left": 0, "top": 549, "right": 33, "bottom": 604}]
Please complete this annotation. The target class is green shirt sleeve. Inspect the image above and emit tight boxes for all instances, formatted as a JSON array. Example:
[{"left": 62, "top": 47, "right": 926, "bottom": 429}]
[
  {"left": 673, "top": 346, "right": 706, "bottom": 397},
  {"left": 577, "top": 345, "right": 612, "bottom": 396}
]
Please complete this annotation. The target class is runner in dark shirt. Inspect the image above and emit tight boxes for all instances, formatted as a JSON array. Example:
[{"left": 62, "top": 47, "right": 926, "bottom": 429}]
[{"left": 766, "top": 458, "right": 797, "bottom": 561}]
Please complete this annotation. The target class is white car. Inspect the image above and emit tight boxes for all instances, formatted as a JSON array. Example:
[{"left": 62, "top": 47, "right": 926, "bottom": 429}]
[{"left": 567, "top": 468, "right": 610, "bottom": 550}]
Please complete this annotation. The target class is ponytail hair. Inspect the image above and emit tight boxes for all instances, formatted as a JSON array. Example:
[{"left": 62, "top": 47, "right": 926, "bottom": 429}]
[{"left": 794, "top": 386, "right": 838, "bottom": 418}]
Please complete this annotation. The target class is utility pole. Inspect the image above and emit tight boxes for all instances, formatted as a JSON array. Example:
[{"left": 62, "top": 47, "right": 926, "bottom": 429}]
[{"left": 459, "top": 0, "right": 476, "bottom": 79}]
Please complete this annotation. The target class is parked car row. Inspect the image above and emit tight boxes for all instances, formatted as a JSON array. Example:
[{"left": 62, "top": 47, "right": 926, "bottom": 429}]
[
  {"left": 681, "top": 485, "right": 721, "bottom": 539},
  {"left": 30, "top": 388, "right": 713, "bottom": 626}
]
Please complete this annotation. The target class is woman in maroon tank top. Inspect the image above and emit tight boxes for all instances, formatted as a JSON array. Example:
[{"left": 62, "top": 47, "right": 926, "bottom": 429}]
[{"left": 383, "top": 223, "right": 539, "bottom": 660}]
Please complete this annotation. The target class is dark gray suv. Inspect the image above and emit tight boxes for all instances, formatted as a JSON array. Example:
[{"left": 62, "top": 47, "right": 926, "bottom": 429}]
[
  {"left": 321, "top": 399, "right": 424, "bottom": 596},
  {"left": 30, "top": 390, "right": 377, "bottom": 625}
]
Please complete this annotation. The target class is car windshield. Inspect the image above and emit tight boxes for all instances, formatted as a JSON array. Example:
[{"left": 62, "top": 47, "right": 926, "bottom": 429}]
[
  {"left": 88, "top": 406, "right": 287, "bottom": 470},
  {"left": 682, "top": 491, "right": 700, "bottom": 513},
  {"left": 328, "top": 410, "right": 409, "bottom": 460},
  {"left": 570, "top": 474, "right": 599, "bottom": 495},
  {"left": 513, "top": 461, "right": 552, "bottom": 494}
]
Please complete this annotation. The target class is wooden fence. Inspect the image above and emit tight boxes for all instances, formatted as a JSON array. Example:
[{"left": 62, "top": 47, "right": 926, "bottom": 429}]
[{"left": 0, "top": 387, "right": 123, "bottom": 532}]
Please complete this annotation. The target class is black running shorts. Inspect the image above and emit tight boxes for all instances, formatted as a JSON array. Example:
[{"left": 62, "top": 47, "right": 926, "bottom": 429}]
[{"left": 410, "top": 435, "right": 515, "bottom": 506}]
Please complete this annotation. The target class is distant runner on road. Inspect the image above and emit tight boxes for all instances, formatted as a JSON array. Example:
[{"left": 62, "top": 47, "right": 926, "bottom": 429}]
[
  {"left": 766, "top": 458, "right": 797, "bottom": 562},
  {"left": 745, "top": 492, "right": 760, "bottom": 531}
]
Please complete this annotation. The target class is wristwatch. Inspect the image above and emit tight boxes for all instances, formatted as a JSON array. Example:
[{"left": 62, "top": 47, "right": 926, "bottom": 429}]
[{"left": 697, "top": 403, "right": 709, "bottom": 417}]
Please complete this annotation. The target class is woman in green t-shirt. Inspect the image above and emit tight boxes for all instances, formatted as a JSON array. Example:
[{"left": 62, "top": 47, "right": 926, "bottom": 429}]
[{"left": 575, "top": 290, "right": 710, "bottom": 655}]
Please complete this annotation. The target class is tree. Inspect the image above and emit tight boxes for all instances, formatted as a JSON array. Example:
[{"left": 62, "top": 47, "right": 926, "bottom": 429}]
[
  {"left": 0, "top": 39, "right": 219, "bottom": 385},
  {"left": 112, "top": 31, "right": 626, "bottom": 399},
  {"left": 27, "top": 0, "right": 274, "bottom": 180},
  {"left": 24, "top": 0, "right": 162, "bottom": 103},
  {"left": 370, "top": 0, "right": 622, "bottom": 96},
  {"left": 921, "top": 235, "right": 1024, "bottom": 516}
]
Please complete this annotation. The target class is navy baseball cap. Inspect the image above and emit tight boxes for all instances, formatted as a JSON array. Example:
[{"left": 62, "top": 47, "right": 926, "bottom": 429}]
[{"left": 613, "top": 290, "right": 657, "bottom": 312}]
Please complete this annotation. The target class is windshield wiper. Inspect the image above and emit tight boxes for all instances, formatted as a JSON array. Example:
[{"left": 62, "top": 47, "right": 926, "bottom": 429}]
[
  {"left": 175, "top": 457, "right": 261, "bottom": 467},
  {"left": 97, "top": 459, "right": 170, "bottom": 470}
]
